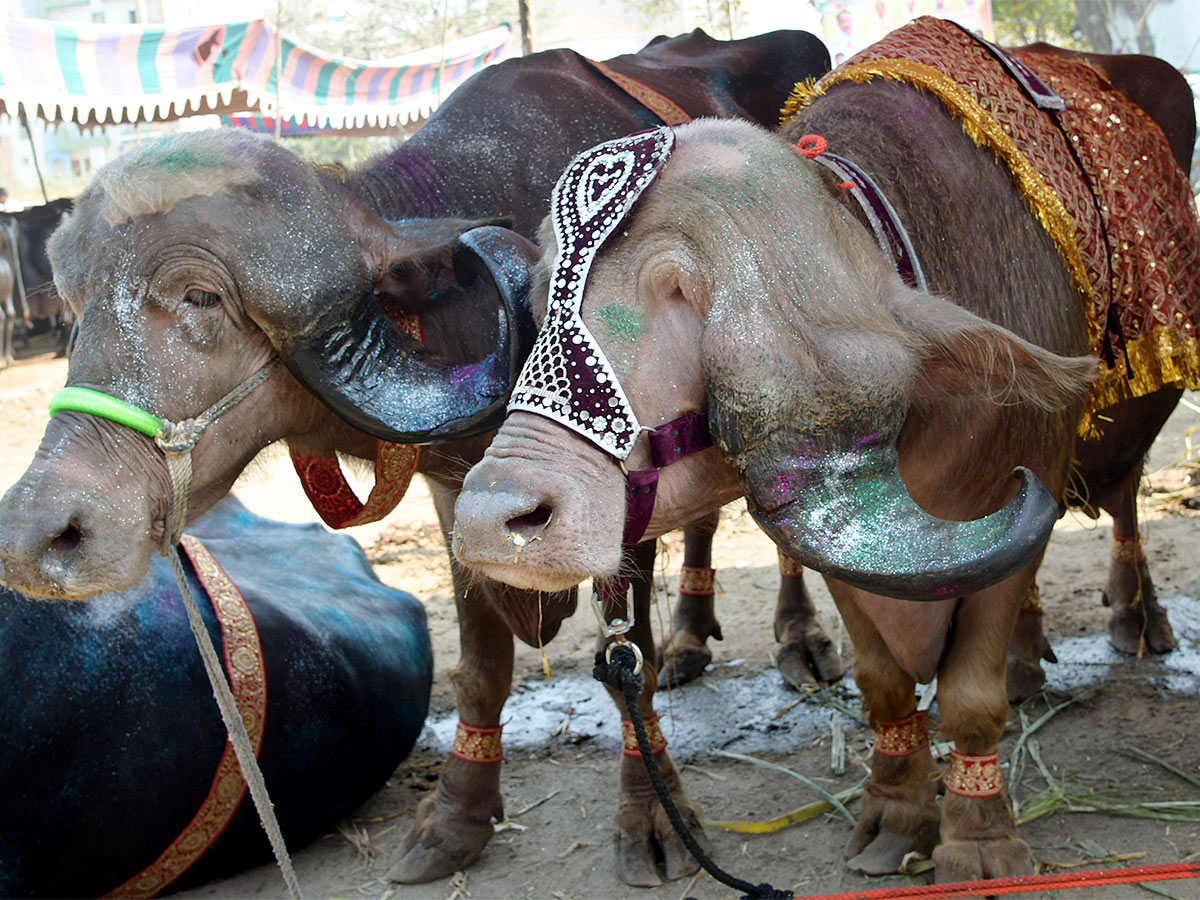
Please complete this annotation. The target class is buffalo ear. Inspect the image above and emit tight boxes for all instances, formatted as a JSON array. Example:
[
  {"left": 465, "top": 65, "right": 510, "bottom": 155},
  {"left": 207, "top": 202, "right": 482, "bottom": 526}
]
[
  {"left": 702, "top": 268, "right": 1062, "bottom": 602},
  {"left": 884, "top": 283, "right": 1096, "bottom": 413},
  {"left": 355, "top": 215, "right": 512, "bottom": 312}
]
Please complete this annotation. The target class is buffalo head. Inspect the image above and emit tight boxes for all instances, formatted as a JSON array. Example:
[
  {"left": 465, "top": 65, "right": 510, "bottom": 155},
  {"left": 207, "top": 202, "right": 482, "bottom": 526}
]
[
  {"left": 453, "top": 119, "right": 1097, "bottom": 600},
  {"left": 0, "top": 130, "right": 536, "bottom": 599}
]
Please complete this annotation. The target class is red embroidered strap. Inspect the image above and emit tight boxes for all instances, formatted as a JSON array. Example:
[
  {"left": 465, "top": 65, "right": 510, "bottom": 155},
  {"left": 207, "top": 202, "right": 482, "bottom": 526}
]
[
  {"left": 678, "top": 565, "right": 715, "bottom": 595},
  {"left": 777, "top": 550, "right": 805, "bottom": 578},
  {"left": 451, "top": 720, "right": 504, "bottom": 764},
  {"left": 291, "top": 311, "right": 422, "bottom": 528},
  {"left": 1112, "top": 531, "right": 1147, "bottom": 565},
  {"left": 621, "top": 711, "right": 668, "bottom": 758},
  {"left": 944, "top": 748, "right": 1003, "bottom": 797},
  {"left": 291, "top": 441, "right": 420, "bottom": 529},
  {"left": 873, "top": 710, "right": 929, "bottom": 758},
  {"left": 103, "top": 536, "right": 267, "bottom": 899},
  {"left": 586, "top": 58, "right": 691, "bottom": 125}
]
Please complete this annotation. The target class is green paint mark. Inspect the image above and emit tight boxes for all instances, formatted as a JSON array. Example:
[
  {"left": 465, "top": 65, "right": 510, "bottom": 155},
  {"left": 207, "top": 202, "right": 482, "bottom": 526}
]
[
  {"left": 597, "top": 303, "right": 644, "bottom": 343},
  {"left": 142, "top": 144, "right": 218, "bottom": 175}
]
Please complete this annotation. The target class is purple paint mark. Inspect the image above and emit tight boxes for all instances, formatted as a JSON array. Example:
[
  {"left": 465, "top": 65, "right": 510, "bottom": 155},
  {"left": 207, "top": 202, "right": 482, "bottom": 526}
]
[
  {"left": 449, "top": 355, "right": 496, "bottom": 387},
  {"left": 379, "top": 148, "right": 445, "bottom": 217}
]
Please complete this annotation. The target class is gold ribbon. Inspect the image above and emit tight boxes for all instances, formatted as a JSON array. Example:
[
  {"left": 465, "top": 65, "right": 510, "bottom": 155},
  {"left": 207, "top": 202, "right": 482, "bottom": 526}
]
[{"left": 103, "top": 536, "right": 267, "bottom": 899}]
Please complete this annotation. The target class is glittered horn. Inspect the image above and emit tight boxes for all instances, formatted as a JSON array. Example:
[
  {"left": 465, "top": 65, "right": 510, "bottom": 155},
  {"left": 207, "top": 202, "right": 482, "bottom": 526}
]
[
  {"left": 735, "top": 423, "right": 1057, "bottom": 601},
  {"left": 279, "top": 226, "right": 539, "bottom": 443}
]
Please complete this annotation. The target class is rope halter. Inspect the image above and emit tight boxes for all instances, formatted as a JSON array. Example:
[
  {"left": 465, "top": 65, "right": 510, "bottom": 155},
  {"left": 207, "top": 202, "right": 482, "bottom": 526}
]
[
  {"left": 46, "top": 355, "right": 302, "bottom": 900},
  {"left": 49, "top": 357, "right": 281, "bottom": 553}
]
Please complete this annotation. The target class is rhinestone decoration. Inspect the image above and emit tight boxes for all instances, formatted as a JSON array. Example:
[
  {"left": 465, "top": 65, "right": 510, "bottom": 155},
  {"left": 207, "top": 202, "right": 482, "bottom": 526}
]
[{"left": 507, "top": 127, "right": 675, "bottom": 460}]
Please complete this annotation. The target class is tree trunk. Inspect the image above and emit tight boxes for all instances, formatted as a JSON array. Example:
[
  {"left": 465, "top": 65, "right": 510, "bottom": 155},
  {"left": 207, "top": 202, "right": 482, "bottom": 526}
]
[
  {"left": 519, "top": 0, "right": 535, "bottom": 55},
  {"left": 1074, "top": 0, "right": 1113, "bottom": 52}
]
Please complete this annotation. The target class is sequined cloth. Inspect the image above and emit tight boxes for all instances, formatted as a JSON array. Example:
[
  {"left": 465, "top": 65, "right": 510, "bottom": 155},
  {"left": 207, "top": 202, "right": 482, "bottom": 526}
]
[
  {"left": 678, "top": 564, "right": 715, "bottom": 595},
  {"left": 944, "top": 748, "right": 1003, "bottom": 797},
  {"left": 783, "top": 17, "right": 1200, "bottom": 438},
  {"left": 451, "top": 720, "right": 505, "bottom": 764},
  {"left": 621, "top": 712, "right": 668, "bottom": 757},
  {"left": 873, "top": 709, "right": 929, "bottom": 757}
]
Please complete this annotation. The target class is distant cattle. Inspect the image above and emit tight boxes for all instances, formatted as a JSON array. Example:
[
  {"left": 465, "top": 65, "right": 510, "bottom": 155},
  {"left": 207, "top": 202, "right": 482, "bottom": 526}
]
[
  {"left": 0, "top": 198, "right": 74, "bottom": 357},
  {"left": 0, "top": 496, "right": 432, "bottom": 898}
]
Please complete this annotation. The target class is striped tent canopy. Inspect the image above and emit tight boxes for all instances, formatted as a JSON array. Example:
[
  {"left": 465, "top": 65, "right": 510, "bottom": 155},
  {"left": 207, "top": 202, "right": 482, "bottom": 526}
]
[{"left": 0, "top": 17, "right": 512, "bottom": 132}]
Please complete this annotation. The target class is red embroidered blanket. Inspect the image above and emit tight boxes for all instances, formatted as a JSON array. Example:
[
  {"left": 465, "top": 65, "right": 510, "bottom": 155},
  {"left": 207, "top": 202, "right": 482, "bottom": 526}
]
[{"left": 785, "top": 16, "right": 1200, "bottom": 437}]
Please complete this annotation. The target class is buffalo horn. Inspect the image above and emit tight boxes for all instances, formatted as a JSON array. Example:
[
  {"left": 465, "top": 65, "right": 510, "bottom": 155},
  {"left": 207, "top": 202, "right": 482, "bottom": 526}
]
[{"left": 279, "top": 226, "right": 540, "bottom": 443}]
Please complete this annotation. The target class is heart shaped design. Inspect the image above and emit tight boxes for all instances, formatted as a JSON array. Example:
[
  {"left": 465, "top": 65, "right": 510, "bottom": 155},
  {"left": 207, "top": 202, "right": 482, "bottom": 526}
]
[{"left": 574, "top": 150, "right": 635, "bottom": 225}]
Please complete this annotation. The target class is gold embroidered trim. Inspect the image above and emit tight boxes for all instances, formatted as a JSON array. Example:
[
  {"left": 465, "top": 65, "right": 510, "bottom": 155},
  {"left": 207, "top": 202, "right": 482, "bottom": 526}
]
[
  {"left": 103, "top": 536, "right": 267, "bottom": 899},
  {"left": 777, "top": 551, "right": 805, "bottom": 578},
  {"left": 1020, "top": 582, "right": 1044, "bottom": 614},
  {"left": 349, "top": 442, "right": 420, "bottom": 527},
  {"left": 781, "top": 18, "right": 1200, "bottom": 443},
  {"left": 587, "top": 59, "right": 692, "bottom": 125},
  {"left": 873, "top": 710, "right": 929, "bottom": 757},
  {"left": 621, "top": 712, "right": 668, "bottom": 757},
  {"left": 679, "top": 565, "right": 715, "bottom": 595},
  {"left": 451, "top": 721, "right": 504, "bottom": 764},
  {"left": 944, "top": 748, "right": 1003, "bottom": 797},
  {"left": 1086, "top": 325, "right": 1200, "bottom": 438},
  {"left": 784, "top": 58, "right": 1095, "bottom": 338},
  {"left": 1112, "top": 532, "right": 1147, "bottom": 565}
]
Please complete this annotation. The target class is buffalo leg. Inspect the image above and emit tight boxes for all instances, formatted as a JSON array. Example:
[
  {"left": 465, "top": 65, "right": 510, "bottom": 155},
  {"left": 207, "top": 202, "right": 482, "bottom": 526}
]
[
  {"left": 825, "top": 580, "right": 940, "bottom": 876},
  {"left": 1006, "top": 582, "right": 1056, "bottom": 702},
  {"left": 1102, "top": 469, "right": 1176, "bottom": 654},
  {"left": 658, "top": 511, "right": 721, "bottom": 688},
  {"left": 389, "top": 483, "right": 513, "bottom": 884},
  {"left": 606, "top": 540, "right": 706, "bottom": 886},
  {"left": 775, "top": 550, "right": 845, "bottom": 688},
  {"left": 1074, "top": 390, "right": 1181, "bottom": 654},
  {"left": 1, "top": 285, "right": 12, "bottom": 369},
  {"left": 933, "top": 573, "right": 1034, "bottom": 883},
  {"left": 658, "top": 513, "right": 845, "bottom": 690}
]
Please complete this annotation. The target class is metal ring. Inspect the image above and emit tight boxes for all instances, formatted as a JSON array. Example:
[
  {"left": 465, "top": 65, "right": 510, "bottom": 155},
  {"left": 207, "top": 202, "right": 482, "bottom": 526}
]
[{"left": 605, "top": 639, "right": 644, "bottom": 676}]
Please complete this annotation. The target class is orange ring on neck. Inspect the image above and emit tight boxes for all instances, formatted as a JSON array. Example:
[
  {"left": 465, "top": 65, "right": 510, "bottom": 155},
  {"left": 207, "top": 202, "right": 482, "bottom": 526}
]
[{"left": 793, "top": 134, "right": 827, "bottom": 158}]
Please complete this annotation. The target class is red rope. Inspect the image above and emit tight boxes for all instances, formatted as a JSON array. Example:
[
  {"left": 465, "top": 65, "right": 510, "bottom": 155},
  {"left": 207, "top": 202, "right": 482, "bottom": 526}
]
[{"left": 795, "top": 861, "right": 1200, "bottom": 899}]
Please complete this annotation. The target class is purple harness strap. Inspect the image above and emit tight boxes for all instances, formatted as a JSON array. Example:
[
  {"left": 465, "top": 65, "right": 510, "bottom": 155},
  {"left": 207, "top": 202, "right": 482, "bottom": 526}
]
[
  {"left": 949, "top": 20, "right": 1066, "bottom": 112},
  {"left": 602, "top": 411, "right": 713, "bottom": 602},
  {"left": 810, "top": 150, "right": 927, "bottom": 292}
]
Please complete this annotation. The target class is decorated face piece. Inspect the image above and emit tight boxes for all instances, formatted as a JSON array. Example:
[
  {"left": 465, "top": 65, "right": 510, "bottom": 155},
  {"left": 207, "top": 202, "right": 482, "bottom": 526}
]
[{"left": 507, "top": 127, "right": 675, "bottom": 461}]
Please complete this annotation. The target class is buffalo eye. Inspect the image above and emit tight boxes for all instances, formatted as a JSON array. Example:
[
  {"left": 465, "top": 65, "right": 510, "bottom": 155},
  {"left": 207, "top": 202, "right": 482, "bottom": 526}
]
[{"left": 183, "top": 288, "right": 221, "bottom": 309}]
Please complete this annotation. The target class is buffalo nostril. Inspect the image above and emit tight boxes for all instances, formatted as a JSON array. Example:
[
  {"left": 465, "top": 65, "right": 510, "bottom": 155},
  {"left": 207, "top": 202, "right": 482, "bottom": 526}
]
[
  {"left": 506, "top": 506, "right": 552, "bottom": 542},
  {"left": 49, "top": 523, "right": 82, "bottom": 556}
]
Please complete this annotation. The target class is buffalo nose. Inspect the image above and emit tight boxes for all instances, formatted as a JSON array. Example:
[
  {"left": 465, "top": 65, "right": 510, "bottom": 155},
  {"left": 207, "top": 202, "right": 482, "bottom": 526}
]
[
  {"left": 0, "top": 505, "right": 85, "bottom": 595},
  {"left": 506, "top": 505, "right": 553, "bottom": 543}
]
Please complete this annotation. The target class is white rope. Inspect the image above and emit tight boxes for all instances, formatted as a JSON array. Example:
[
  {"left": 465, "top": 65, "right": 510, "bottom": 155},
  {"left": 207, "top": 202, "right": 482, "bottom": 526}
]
[
  {"left": 167, "top": 547, "right": 304, "bottom": 900},
  {"left": 154, "top": 356, "right": 303, "bottom": 899}
]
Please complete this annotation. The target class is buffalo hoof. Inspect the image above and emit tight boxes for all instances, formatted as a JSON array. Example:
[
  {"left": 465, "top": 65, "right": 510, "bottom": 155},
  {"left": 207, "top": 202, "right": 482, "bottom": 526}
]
[
  {"left": 388, "top": 793, "right": 495, "bottom": 884},
  {"left": 932, "top": 836, "right": 1033, "bottom": 883},
  {"left": 1006, "top": 608, "right": 1055, "bottom": 702},
  {"left": 777, "top": 630, "right": 845, "bottom": 690},
  {"left": 847, "top": 754, "right": 939, "bottom": 875},
  {"left": 1106, "top": 591, "right": 1176, "bottom": 656},
  {"left": 846, "top": 831, "right": 919, "bottom": 875},
  {"left": 657, "top": 630, "right": 713, "bottom": 689},
  {"left": 615, "top": 752, "right": 706, "bottom": 886},
  {"left": 1103, "top": 557, "right": 1176, "bottom": 655}
]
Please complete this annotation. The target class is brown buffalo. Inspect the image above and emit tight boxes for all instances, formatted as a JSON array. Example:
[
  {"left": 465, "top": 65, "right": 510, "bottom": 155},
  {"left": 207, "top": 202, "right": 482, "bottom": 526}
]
[
  {"left": 0, "top": 30, "right": 834, "bottom": 886},
  {"left": 452, "top": 30, "right": 1197, "bottom": 883}
]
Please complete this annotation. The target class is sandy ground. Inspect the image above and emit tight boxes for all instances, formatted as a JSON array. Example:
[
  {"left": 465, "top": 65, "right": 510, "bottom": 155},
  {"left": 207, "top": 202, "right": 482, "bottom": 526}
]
[{"left": 3, "top": 343, "right": 1199, "bottom": 900}]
